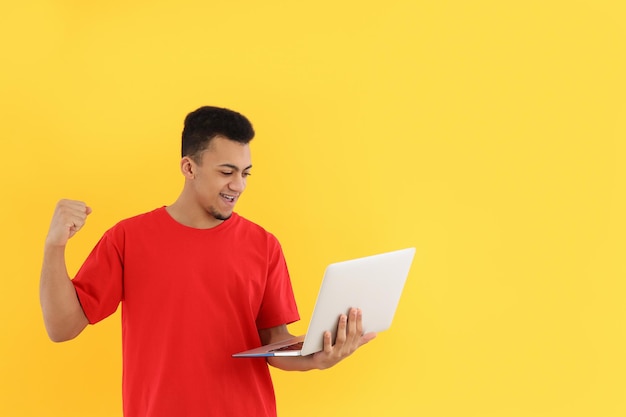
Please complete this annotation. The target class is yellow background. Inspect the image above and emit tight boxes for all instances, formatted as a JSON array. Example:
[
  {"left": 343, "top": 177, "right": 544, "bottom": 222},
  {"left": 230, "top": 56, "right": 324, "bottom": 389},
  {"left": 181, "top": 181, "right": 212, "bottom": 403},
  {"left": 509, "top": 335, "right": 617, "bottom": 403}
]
[{"left": 1, "top": 1, "right": 625, "bottom": 416}]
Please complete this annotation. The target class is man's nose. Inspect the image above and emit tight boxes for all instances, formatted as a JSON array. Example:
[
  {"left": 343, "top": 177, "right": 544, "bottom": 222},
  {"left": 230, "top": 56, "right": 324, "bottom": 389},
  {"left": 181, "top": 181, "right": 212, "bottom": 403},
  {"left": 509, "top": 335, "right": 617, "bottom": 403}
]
[{"left": 229, "top": 175, "right": 246, "bottom": 192}]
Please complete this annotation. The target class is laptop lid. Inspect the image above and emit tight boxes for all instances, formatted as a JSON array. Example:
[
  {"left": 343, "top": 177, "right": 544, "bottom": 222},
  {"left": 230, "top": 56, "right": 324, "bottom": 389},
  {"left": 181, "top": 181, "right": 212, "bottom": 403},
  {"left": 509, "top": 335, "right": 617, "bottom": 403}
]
[
  {"left": 299, "top": 247, "right": 415, "bottom": 355},
  {"left": 232, "top": 247, "right": 415, "bottom": 357}
]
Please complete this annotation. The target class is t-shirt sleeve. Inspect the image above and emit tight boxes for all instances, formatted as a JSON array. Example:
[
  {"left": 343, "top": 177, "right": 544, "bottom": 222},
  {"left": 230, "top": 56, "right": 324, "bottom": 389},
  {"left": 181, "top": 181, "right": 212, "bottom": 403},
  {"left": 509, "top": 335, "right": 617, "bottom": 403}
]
[
  {"left": 72, "top": 228, "right": 124, "bottom": 324},
  {"left": 256, "top": 234, "right": 300, "bottom": 329}
]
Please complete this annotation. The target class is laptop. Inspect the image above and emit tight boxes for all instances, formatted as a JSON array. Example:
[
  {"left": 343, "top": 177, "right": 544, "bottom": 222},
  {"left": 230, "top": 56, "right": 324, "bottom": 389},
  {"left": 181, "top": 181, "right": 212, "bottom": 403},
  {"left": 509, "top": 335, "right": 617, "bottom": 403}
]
[{"left": 232, "top": 247, "right": 415, "bottom": 358}]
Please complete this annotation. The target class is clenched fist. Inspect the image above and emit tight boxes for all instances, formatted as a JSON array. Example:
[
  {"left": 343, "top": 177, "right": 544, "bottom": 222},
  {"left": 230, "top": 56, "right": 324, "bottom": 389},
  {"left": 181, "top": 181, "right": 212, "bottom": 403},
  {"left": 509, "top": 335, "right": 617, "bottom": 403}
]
[{"left": 45, "top": 199, "right": 92, "bottom": 247}]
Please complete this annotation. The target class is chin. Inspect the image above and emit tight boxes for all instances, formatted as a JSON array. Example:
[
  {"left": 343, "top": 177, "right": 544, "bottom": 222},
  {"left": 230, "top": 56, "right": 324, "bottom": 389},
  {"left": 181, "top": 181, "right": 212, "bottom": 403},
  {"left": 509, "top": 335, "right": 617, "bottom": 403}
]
[{"left": 209, "top": 208, "right": 232, "bottom": 221}]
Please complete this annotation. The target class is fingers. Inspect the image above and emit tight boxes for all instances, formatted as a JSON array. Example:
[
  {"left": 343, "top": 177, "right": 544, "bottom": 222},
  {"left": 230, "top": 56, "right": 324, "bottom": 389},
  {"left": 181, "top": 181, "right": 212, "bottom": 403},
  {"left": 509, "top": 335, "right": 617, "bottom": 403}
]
[
  {"left": 355, "top": 308, "right": 364, "bottom": 336},
  {"left": 330, "top": 308, "right": 362, "bottom": 355},
  {"left": 346, "top": 308, "right": 364, "bottom": 352},
  {"left": 322, "top": 330, "right": 333, "bottom": 353},
  {"left": 46, "top": 199, "right": 92, "bottom": 246},
  {"left": 347, "top": 308, "right": 360, "bottom": 346},
  {"left": 334, "top": 312, "right": 348, "bottom": 346},
  {"left": 312, "top": 308, "right": 372, "bottom": 370}
]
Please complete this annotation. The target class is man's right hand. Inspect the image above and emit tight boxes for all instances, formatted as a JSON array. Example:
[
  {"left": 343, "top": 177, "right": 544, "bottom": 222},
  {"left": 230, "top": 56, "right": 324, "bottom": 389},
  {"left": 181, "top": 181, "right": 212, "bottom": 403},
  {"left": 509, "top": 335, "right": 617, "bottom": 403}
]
[{"left": 45, "top": 199, "right": 92, "bottom": 247}]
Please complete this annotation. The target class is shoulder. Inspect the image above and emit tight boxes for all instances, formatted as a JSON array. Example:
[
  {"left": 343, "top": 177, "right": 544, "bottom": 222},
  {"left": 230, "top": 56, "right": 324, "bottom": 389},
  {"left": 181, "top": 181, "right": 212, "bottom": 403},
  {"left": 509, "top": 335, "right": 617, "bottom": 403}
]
[
  {"left": 230, "top": 213, "right": 281, "bottom": 245},
  {"left": 105, "top": 207, "right": 165, "bottom": 236},
  {"left": 231, "top": 212, "right": 266, "bottom": 232}
]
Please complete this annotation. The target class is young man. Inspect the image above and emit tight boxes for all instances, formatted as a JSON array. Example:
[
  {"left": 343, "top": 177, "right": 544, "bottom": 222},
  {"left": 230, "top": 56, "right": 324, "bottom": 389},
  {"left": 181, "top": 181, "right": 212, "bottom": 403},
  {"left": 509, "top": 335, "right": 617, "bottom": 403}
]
[{"left": 40, "top": 106, "right": 375, "bottom": 417}]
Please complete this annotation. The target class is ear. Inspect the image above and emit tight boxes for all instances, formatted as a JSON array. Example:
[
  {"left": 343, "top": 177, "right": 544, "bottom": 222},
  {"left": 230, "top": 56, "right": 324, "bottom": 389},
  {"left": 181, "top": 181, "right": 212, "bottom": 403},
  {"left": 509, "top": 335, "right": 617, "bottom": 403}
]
[{"left": 180, "top": 156, "right": 196, "bottom": 179}]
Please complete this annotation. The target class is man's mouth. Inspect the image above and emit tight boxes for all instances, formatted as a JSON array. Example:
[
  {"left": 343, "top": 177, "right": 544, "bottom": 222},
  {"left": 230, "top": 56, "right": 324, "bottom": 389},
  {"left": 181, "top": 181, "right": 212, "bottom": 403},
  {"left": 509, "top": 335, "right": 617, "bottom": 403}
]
[{"left": 220, "top": 193, "right": 236, "bottom": 202}]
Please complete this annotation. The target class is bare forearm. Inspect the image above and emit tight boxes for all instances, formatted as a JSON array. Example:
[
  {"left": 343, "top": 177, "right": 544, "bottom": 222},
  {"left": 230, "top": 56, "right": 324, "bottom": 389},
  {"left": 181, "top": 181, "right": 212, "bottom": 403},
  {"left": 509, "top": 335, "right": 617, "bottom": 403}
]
[
  {"left": 260, "top": 326, "right": 325, "bottom": 371},
  {"left": 40, "top": 245, "right": 88, "bottom": 342},
  {"left": 265, "top": 310, "right": 376, "bottom": 372},
  {"left": 267, "top": 355, "right": 320, "bottom": 371}
]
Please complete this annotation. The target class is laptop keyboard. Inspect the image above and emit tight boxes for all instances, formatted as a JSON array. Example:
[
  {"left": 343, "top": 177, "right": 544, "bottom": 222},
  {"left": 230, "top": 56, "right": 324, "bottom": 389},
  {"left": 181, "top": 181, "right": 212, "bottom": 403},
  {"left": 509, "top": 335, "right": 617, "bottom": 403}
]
[{"left": 269, "top": 341, "right": 304, "bottom": 352}]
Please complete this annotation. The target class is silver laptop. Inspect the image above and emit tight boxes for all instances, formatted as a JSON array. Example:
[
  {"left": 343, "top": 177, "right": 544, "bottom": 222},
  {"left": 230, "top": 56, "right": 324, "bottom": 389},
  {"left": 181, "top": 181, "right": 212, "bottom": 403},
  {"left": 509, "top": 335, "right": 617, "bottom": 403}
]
[{"left": 232, "top": 247, "right": 416, "bottom": 358}]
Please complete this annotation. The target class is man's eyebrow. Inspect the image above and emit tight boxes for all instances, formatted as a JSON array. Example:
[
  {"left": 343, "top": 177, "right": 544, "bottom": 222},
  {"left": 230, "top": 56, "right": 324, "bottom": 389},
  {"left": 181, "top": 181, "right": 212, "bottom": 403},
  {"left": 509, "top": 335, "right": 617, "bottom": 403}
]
[{"left": 218, "top": 163, "right": 253, "bottom": 171}]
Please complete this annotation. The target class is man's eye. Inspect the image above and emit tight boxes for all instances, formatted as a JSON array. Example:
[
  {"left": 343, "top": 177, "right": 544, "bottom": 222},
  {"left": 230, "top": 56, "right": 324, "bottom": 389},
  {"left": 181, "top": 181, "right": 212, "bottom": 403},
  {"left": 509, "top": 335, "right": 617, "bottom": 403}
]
[
  {"left": 243, "top": 172, "right": 252, "bottom": 177},
  {"left": 221, "top": 171, "right": 233, "bottom": 176}
]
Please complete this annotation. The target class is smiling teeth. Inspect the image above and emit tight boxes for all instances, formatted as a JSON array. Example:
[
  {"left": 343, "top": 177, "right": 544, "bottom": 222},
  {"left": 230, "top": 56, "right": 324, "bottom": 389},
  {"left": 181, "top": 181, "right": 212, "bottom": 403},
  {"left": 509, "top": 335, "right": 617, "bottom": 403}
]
[{"left": 221, "top": 194, "right": 235, "bottom": 201}]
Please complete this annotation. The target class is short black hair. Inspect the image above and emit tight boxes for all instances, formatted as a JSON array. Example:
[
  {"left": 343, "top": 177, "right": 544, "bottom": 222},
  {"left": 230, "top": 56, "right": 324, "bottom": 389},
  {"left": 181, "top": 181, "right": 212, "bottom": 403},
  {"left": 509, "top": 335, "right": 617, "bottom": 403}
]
[{"left": 181, "top": 106, "right": 255, "bottom": 161}]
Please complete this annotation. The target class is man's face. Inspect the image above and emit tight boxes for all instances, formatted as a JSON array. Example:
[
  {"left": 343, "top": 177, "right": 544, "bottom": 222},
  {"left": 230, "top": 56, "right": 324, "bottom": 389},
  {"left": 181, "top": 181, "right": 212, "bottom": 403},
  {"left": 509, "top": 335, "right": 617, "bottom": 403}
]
[{"left": 189, "top": 136, "right": 252, "bottom": 221}]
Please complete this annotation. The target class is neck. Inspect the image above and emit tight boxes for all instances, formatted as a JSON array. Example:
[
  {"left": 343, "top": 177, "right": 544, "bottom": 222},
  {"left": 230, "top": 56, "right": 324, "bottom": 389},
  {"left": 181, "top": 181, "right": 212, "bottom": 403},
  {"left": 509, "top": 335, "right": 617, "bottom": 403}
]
[{"left": 166, "top": 195, "right": 225, "bottom": 229}]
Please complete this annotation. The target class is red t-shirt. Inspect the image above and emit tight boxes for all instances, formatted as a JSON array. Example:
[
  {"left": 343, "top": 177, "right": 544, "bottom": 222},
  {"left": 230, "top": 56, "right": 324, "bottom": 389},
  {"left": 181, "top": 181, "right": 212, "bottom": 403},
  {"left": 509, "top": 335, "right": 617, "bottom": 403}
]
[{"left": 73, "top": 208, "right": 300, "bottom": 417}]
